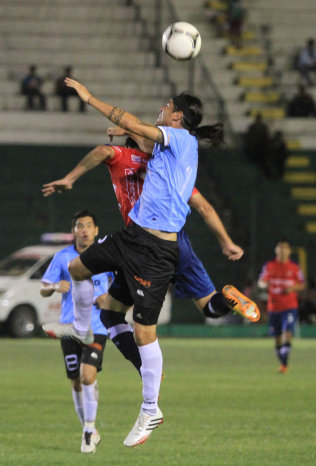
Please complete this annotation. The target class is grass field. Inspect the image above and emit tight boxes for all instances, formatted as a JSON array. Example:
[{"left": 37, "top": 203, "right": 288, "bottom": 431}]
[{"left": 1, "top": 337, "right": 316, "bottom": 465}]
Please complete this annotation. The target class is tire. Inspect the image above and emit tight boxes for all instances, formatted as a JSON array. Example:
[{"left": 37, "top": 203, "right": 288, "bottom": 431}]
[{"left": 7, "top": 305, "right": 38, "bottom": 338}]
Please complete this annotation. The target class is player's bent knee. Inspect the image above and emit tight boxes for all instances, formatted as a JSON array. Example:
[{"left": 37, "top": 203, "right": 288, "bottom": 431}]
[
  {"left": 81, "top": 375, "right": 96, "bottom": 385},
  {"left": 134, "top": 322, "right": 157, "bottom": 346},
  {"left": 68, "top": 257, "right": 92, "bottom": 281}
]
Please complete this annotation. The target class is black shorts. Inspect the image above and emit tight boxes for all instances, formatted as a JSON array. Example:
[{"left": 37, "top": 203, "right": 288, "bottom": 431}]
[
  {"left": 60, "top": 334, "right": 107, "bottom": 380},
  {"left": 80, "top": 223, "right": 179, "bottom": 325}
]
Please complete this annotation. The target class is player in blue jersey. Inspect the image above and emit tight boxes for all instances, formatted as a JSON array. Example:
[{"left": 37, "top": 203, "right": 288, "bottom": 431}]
[
  {"left": 41, "top": 209, "right": 114, "bottom": 453},
  {"left": 43, "top": 78, "right": 260, "bottom": 447}
]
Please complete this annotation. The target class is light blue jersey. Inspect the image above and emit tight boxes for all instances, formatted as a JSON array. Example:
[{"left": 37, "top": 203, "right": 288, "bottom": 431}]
[
  {"left": 42, "top": 244, "right": 114, "bottom": 334},
  {"left": 129, "top": 126, "right": 198, "bottom": 232}
]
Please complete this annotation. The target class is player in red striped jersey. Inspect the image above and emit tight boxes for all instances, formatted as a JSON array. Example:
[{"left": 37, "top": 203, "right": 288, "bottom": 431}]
[
  {"left": 42, "top": 136, "right": 257, "bottom": 320},
  {"left": 258, "top": 240, "right": 305, "bottom": 373}
]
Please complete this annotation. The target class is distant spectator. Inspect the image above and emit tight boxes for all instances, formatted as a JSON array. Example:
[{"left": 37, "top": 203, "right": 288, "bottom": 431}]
[
  {"left": 287, "top": 84, "right": 316, "bottom": 117},
  {"left": 227, "top": 0, "right": 245, "bottom": 48},
  {"left": 203, "top": 1, "right": 229, "bottom": 38},
  {"left": 55, "top": 66, "right": 85, "bottom": 112},
  {"left": 297, "top": 38, "right": 316, "bottom": 86},
  {"left": 21, "top": 65, "right": 46, "bottom": 111},
  {"left": 244, "top": 113, "right": 270, "bottom": 176},
  {"left": 268, "top": 131, "right": 289, "bottom": 180}
]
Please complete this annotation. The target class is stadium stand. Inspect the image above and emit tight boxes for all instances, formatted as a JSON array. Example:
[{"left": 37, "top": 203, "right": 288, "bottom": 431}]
[
  {"left": 1, "top": 0, "right": 316, "bottom": 302},
  {"left": 0, "top": 0, "right": 176, "bottom": 145}
]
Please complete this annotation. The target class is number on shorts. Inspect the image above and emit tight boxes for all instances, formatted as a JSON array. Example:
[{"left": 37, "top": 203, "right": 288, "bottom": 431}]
[
  {"left": 65, "top": 354, "right": 79, "bottom": 371},
  {"left": 287, "top": 313, "right": 294, "bottom": 324}
]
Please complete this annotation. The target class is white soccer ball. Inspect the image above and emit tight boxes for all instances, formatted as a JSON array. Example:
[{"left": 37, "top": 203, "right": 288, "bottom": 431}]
[{"left": 162, "top": 22, "right": 201, "bottom": 61}]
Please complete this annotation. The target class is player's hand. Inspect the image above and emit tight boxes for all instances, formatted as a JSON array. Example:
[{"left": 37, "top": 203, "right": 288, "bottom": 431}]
[
  {"left": 107, "top": 126, "right": 127, "bottom": 142},
  {"left": 54, "top": 280, "right": 71, "bottom": 293},
  {"left": 283, "top": 287, "right": 292, "bottom": 294},
  {"left": 64, "top": 77, "right": 92, "bottom": 103},
  {"left": 42, "top": 178, "right": 73, "bottom": 197},
  {"left": 222, "top": 242, "right": 244, "bottom": 261}
]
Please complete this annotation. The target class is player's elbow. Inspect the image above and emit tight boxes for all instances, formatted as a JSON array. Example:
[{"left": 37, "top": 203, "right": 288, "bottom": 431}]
[
  {"left": 95, "top": 145, "right": 111, "bottom": 159},
  {"left": 196, "top": 204, "right": 212, "bottom": 221}
]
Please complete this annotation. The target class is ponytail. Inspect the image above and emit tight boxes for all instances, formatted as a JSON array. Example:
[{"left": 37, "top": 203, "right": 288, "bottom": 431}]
[
  {"left": 192, "top": 122, "right": 224, "bottom": 149},
  {"left": 172, "top": 93, "right": 224, "bottom": 149}
]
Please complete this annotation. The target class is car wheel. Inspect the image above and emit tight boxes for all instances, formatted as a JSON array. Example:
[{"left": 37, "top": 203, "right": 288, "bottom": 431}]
[{"left": 7, "top": 305, "right": 38, "bottom": 338}]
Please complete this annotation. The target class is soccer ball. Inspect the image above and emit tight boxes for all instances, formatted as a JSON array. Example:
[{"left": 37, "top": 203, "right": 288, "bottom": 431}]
[{"left": 162, "top": 22, "right": 201, "bottom": 61}]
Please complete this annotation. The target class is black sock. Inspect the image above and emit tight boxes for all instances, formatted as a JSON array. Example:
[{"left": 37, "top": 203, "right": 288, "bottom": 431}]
[
  {"left": 275, "top": 345, "right": 282, "bottom": 363},
  {"left": 279, "top": 342, "right": 291, "bottom": 366},
  {"left": 203, "top": 292, "right": 231, "bottom": 318},
  {"left": 100, "top": 309, "right": 142, "bottom": 374}
]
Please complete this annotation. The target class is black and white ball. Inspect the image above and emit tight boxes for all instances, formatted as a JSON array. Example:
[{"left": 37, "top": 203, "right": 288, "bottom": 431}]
[{"left": 162, "top": 22, "right": 201, "bottom": 61}]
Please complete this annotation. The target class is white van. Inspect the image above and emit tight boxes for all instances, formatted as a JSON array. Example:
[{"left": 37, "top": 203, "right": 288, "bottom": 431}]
[{"left": 0, "top": 235, "right": 73, "bottom": 337}]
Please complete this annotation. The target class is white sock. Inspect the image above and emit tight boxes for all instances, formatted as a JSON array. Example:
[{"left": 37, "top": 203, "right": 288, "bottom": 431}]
[
  {"left": 139, "top": 339, "right": 162, "bottom": 416},
  {"left": 71, "top": 279, "right": 94, "bottom": 332},
  {"left": 82, "top": 381, "right": 99, "bottom": 432},
  {"left": 107, "top": 323, "right": 134, "bottom": 340},
  {"left": 72, "top": 388, "right": 84, "bottom": 425}
]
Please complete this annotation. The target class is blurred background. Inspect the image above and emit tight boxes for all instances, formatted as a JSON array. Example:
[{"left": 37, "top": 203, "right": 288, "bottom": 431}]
[{"left": 1, "top": 0, "right": 316, "bottom": 336}]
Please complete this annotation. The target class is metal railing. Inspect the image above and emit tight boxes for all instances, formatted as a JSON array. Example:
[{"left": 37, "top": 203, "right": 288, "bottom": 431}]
[{"left": 132, "top": 0, "right": 238, "bottom": 145}]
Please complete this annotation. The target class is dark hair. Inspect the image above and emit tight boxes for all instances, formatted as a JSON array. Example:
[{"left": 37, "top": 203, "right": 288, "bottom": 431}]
[
  {"left": 172, "top": 92, "right": 224, "bottom": 149},
  {"left": 125, "top": 136, "right": 140, "bottom": 149},
  {"left": 71, "top": 209, "right": 97, "bottom": 228},
  {"left": 277, "top": 239, "right": 290, "bottom": 245}
]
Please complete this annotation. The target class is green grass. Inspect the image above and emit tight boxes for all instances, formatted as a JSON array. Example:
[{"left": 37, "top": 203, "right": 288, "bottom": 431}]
[{"left": 1, "top": 337, "right": 316, "bottom": 465}]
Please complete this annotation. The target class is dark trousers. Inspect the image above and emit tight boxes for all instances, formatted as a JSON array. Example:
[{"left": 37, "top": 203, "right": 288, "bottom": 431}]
[{"left": 23, "top": 89, "right": 46, "bottom": 110}]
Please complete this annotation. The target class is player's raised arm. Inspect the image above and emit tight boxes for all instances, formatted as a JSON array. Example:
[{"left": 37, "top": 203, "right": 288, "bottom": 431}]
[
  {"left": 189, "top": 191, "right": 244, "bottom": 261},
  {"left": 65, "top": 78, "right": 164, "bottom": 145},
  {"left": 42, "top": 145, "right": 115, "bottom": 197},
  {"left": 107, "top": 126, "right": 155, "bottom": 154}
]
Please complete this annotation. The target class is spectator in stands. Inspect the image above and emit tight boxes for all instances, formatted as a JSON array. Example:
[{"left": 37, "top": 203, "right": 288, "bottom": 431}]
[
  {"left": 21, "top": 65, "right": 46, "bottom": 111},
  {"left": 244, "top": 113, "right": 270, "bottom": 177},
  {"left": 203, "top": 1, "right": 229, "bottom": 38},
  {"left": 297, "top": 38, "right": 316, "bottom": 86},
  {"left": 55, "top": 66, "right": 85, "bottom": 112},
  {"left": 287, "top": 84, "right": 316, "bottom": 117},
  {"left": 268, "top": 130, "right": 289, "bottom": 180},
  {"left": 227, "top": 0, "right": 245, "bottom": 48}
]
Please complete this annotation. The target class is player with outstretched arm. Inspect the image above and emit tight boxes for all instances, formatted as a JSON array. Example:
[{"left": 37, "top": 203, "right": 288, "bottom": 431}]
[{"left": 43, "top": 78, "right": 260, "bottom": 447}]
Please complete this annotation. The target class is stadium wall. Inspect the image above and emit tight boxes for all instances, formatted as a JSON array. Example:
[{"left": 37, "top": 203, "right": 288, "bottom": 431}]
[{"left": 1, "top": 144, "right": 316, "bottom": 326}]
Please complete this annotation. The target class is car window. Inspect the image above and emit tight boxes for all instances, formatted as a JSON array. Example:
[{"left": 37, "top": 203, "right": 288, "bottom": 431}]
[
  {"left": 30, "top": 257, "right": 53, "bottom": 280},
  {"left": 0, "top": 257, "right": 38, "bottom": 276}
]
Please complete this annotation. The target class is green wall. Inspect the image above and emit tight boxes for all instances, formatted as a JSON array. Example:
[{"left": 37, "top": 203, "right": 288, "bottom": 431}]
[{"left": 1, "top": 144, "right": 315, "bottom": 324}]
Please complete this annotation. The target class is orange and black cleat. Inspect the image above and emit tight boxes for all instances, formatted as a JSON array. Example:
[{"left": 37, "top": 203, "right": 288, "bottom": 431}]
[
  {"left": 278, "top": 364, "right": 288, "bottom": 374},
  {"left": 222, "top": 285, "right": 261, "bottom": 322}
]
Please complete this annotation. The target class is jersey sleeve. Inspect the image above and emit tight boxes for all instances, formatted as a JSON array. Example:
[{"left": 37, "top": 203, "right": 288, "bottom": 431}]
[
  {"left": 157, "top": 126, "right": 171, "bottom": 147},
  {"left": 41, "top": 252, "right": 63, "bottom": 284},
  {"left": 191, "top": 187, "right": 199, "bottom": 197},
  {"left": 103, "top": 145, "right": 122, "bottom": 166},
  {"left": 157, "top": 126, "right": 189, "bottom": 160}
]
